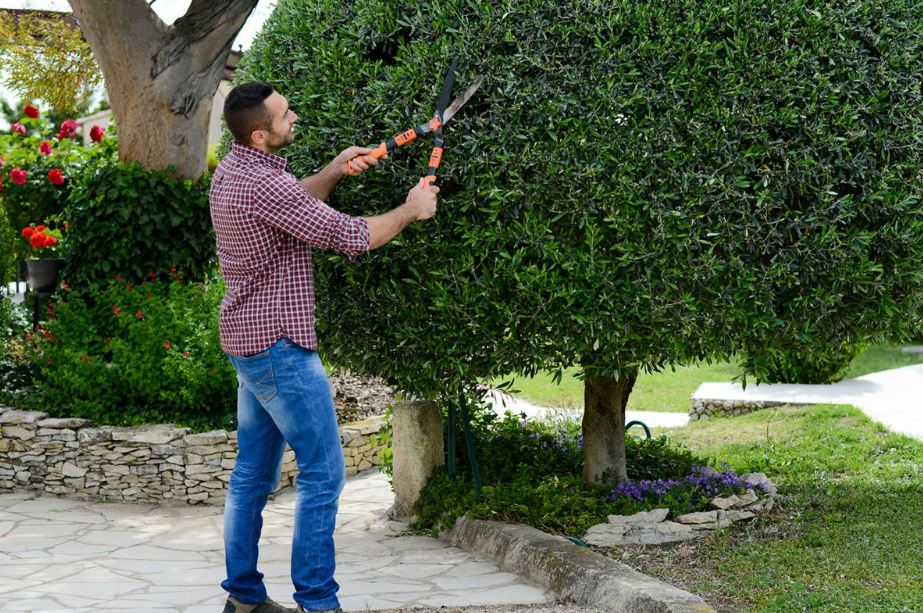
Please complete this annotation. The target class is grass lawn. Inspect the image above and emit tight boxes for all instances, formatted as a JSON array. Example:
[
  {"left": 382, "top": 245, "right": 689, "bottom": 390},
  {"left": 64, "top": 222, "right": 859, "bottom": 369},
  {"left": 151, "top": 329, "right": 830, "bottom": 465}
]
[
  {"left": 606, "top": 404, "right": 923, "bottom": 613},
  {"left": 500, "top": 344, "right": 923, "bottom": 413}
]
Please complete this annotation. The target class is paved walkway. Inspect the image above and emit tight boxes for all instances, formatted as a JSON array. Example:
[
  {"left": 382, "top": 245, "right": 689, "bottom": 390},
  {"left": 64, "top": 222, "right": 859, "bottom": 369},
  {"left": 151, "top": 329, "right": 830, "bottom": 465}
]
[
  {"left": 0, "top": 469, "right": 548, "bottom": 612},
  {"left": 694, "top": 362, "right": 923, "bottom": 441}
]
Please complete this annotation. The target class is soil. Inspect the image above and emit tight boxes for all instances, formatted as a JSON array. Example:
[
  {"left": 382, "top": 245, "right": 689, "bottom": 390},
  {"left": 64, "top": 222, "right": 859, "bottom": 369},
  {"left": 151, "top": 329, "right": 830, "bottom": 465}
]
[{"left": 330, "top": 370, "right": 395, "bottom": 423}]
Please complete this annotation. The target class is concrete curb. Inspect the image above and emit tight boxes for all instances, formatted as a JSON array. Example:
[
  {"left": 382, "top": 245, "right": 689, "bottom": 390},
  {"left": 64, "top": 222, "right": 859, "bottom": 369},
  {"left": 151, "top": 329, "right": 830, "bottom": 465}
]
[{"left": 442, "top": 516, "right": 715, "bottom": 613}]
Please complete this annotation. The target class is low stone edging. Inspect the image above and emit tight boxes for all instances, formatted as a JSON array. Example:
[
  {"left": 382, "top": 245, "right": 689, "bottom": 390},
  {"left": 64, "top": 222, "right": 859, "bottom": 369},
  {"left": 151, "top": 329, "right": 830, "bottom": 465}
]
[
  {"left": 689, "top": 398, "right": 787, "bottom": 421},
  {"left": 0, "top": 405, "right": 384, "bottom": 505},
  {"left": 442, "top": 516, "right": 716, "bottom": 613}
]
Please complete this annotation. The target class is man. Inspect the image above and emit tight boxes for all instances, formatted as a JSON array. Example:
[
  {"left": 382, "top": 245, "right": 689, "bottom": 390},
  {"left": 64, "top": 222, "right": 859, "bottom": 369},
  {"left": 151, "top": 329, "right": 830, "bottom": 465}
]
[{"left": 209, "top": 81, "right": 438, "bottom": 613}]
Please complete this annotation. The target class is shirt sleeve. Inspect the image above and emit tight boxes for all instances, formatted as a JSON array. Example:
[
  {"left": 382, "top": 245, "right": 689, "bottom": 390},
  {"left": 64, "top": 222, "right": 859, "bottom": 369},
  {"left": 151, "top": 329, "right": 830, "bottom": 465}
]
[{"left": 252, "top": 170, "right": 370, "bottom": 258}]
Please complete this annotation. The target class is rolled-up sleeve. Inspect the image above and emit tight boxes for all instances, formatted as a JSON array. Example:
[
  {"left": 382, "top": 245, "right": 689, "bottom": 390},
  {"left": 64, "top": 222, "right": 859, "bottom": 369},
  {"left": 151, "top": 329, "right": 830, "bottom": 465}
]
[{"left": 253, "top": 171, "right": 370, "bottom": 257}]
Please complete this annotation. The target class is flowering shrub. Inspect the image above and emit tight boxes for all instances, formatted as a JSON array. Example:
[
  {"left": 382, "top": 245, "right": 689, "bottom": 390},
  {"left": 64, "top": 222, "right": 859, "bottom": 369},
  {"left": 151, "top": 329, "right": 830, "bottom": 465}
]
[
  {"left": 24, "top": 271, "right": 237, "bottom": 431},
  {"left": 0, "top": 103, "right": 116, "bottom": 261}
]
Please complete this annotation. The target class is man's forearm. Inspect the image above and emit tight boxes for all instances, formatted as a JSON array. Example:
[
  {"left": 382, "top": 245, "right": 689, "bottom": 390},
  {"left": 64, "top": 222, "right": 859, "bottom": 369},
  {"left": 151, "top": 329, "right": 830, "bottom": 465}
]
[
  {"left": 300, "top": 164, "right": 342, "bottom": 201},
  {"left": 365, "top": 205, "right": 418, "bottom": 250}
]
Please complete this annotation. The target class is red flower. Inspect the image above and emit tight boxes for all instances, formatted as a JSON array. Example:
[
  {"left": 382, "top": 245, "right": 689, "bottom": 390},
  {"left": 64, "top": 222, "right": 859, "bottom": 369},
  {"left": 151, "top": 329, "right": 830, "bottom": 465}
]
[
  {"left": 116, "top": 275, "right": 122, "bottom": 282},
  {"left": 0, "top": 155, "right": 4, "bottom": 168},
  {"left": 183, "top": 351, "right": 189, "bottom": 357},
  {"left": 164, "top": 341, "right": 171, "bottom": 350},
  {"left": 22, "top": 227, "right": 35, "bottom": 237},
  {"left": 43, "top": 235, "right": 57, "bottom": 247},
  {"left": 24, "top": 105, "right": 39, "bottom": 119},
  {"left": 11, "top": 122, "right": 25, "bottom": 135},
  {"left": 35, "top": 225, "right": 45, "bottom": 232},
  {"left": 90, "top": 125, "right": 105, "bottom": 142},
  {"left": 40, "top": 141, "right": 52, "bottom": 156},
  {"left": 10, "top": 168, "right": 27, "bottom": 185},
  {"left": 47, "top": 169, "right": 64, "bottom": 185},
  {"left": 58, "top": 119, "right": 78, "bottom": 140},
  {"left": 113, "top": 305, "right": 121, "bottom": 316},
  {"left": 61, "top": 283, "right": 68, "bottom": 289},
  {"left": 30, "top": 233, "right": 46, "bottom": 248}
]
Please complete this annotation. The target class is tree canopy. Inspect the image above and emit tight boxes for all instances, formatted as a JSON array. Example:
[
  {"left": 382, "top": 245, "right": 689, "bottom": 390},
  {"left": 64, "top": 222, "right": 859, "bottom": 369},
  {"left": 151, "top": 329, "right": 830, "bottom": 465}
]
[{"left": 240, "top": 0, "right": 923, "bottom": 481}]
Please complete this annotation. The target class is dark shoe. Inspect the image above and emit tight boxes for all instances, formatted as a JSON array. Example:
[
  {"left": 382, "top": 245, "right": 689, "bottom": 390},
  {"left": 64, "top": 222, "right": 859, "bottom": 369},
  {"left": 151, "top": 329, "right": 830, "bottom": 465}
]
[
  {"left": 223, "top": 596, "right": 296, "bottom": 613},
  {"left": 295, "top": 606, "right": 343, "bottom": 613}
]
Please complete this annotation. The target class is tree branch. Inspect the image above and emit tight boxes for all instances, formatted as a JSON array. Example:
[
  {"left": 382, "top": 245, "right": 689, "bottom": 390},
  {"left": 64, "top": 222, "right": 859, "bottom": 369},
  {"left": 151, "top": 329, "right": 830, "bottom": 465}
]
[{"left": 152, "top": 0, "right": 257, "bottom": 78}]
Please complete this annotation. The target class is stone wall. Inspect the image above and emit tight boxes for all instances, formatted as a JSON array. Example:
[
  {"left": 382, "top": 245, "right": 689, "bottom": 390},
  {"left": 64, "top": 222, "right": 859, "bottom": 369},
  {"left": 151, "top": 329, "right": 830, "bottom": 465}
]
[
  {"left": 689, "top": 398, "right": 787, "bottom": 421},
  {"left": 0, "top": 405, "right": 384, "bottom": 505}
]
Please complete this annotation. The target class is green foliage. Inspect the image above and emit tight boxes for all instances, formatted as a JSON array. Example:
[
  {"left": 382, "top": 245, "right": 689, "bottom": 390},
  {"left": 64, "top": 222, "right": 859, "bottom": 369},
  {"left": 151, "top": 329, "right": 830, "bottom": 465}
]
[
  {"left": 0, "top": 202, "right": 15, "bottom": 286},
  {"left": 0, "top": 11, "right": 104, "bottom": 116},
  {"left": 63, "top": 162, "right": 216, "bottom": 292},
  {"left": 408, "top": 410, "right": 752, "bottom": 535},
  {"left": 754, "top": 342, "right": 866, "bottom": 384},
  {"left": 243, "top": 0, "right": 923, "bottom": 400},
  {"left": 24, "top": 273, "right": 237, "bottom": 431}
]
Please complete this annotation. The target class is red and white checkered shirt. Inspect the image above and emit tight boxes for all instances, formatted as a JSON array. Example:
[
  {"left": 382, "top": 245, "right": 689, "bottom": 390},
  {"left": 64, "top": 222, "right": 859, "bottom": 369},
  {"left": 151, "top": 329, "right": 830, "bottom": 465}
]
[{"left": 209, "top": 142, "right": 370, "bottom": 356}]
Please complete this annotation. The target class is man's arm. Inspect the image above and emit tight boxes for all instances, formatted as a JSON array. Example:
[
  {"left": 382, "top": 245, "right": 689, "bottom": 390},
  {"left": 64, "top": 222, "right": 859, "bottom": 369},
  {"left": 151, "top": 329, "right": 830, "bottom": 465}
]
[
  {"left": 300, "top": 146, "right": 378, "bottom": 200},
  {"left": 365, "top": 179, "right": 439, "bottom": 250}
]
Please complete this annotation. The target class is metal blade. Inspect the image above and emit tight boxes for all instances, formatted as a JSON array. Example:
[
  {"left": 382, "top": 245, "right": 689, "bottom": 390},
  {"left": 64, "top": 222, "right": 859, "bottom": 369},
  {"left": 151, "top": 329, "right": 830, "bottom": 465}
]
[
  {"left": 442, "top": 76, "right": 484, "bottom": 125},
  {"left": 434, "top": 58, "right": 458, "bottom": 121}
]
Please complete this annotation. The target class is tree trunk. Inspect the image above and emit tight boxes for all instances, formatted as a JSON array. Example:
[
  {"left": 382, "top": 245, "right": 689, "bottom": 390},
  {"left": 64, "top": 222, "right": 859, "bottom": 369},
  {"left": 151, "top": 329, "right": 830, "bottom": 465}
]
[
  {"left": 581, "top": 372, "right": 637, "bottom": 485},
  {"left": 68, "top": 0, "right": 258, "bottom": 179}
]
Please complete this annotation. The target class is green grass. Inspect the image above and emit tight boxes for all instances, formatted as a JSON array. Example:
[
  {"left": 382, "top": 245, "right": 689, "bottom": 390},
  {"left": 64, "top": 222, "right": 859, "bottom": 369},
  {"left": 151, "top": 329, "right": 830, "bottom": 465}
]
[
  {"left": 621, "top": 404, "right": 923, "bottom": 613},
  {"left": 499, "top": 344, "right": 923, "bottom": 413}
]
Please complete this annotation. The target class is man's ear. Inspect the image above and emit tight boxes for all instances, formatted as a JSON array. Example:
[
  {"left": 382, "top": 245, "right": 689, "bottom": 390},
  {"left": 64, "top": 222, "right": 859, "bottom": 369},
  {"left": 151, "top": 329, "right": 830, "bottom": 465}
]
[{"left": 250, "top": 129, "right": 267, "bottom": 146}]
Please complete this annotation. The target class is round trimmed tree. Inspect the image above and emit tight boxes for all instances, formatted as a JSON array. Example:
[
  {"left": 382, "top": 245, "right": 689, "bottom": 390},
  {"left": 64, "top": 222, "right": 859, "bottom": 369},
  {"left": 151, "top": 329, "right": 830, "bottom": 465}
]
[{"left": 238, "top": 0, "right": 923, "bottom": 483}]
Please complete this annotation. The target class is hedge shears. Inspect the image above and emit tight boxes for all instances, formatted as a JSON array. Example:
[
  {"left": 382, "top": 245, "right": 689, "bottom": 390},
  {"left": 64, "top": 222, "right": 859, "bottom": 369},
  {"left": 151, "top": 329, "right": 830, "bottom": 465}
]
[{"left": 348, "top": 59, "right": 483, "bottom": 187}]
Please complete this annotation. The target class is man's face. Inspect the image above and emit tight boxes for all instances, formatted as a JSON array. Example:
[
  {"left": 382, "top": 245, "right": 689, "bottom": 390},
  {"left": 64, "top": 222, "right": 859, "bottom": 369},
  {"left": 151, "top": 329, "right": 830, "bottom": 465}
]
[{"left": 257, "top": 91, "right": 298, "bottom": 152}]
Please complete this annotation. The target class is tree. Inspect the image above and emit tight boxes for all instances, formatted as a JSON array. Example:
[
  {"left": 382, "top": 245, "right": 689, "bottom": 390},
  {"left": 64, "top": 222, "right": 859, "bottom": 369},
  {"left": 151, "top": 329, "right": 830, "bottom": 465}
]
[
  {"left": 242, "top": 0, "right": 923, "bottom": 484},
  {"left": 66, "top": 0, "right": 259, "bottom": 179},
  {"left": 0, "top": 10, "right": 102, "bottom": 117}
]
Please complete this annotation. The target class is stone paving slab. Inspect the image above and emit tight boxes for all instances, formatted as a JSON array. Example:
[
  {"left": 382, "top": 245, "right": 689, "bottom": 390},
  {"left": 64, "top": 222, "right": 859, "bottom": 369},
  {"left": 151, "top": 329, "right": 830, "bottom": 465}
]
[{"left": 0, "top": 469, "right": 548, "bottom": 612}]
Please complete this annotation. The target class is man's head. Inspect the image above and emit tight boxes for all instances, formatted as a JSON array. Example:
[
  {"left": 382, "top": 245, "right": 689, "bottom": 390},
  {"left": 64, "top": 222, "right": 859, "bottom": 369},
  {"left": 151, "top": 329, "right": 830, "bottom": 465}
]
[{"left": 224, "top": 82, "right": 298, "bottom": 153}]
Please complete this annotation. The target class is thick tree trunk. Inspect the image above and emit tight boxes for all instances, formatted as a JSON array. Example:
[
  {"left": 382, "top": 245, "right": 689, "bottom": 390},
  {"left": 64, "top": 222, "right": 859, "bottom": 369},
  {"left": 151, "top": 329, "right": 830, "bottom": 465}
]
[
  {"left": 581, "top": 372, "right": 637, "bottom": 485},
  {"left": 67, "top": 0, "right": 258, "bottom": 179}
]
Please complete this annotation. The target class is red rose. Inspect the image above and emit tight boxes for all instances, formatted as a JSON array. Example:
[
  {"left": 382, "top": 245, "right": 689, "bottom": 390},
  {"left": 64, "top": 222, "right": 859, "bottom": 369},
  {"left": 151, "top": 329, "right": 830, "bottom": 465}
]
[
  {"left": 11, "top": 122, "right": 25, "bottom": 135},
  {"left": 90, "top": 125, "right": 105, "bottom": 142},
  {"left": 10, "top": 168, "right": 27, "bottom": 185},
  {"left": 24, "top": 105, "right": 39, "bottom": 119},
  {"left": 40, "top": 141, "right": 52, "bottom": 156},
  {"left": 58, "top": 119, "right": 78, "bottom": 140},
  {"left": 22, "top": 227, "right": 35, "bottom": 237},
  {"left": 35, "top": 225, "right": 45, "bottom": 232},
  {"left": 47, "top": 169, "right": 64, "bottom": 185},
  {"left": 30, "top": 233, "right": 46, "bottom": 248},
  {"left": 43, "top": 235, "right": 57, "bottom": 247},
  {"left": 164, "top": 341, "right": 171, "bottom": 350}
]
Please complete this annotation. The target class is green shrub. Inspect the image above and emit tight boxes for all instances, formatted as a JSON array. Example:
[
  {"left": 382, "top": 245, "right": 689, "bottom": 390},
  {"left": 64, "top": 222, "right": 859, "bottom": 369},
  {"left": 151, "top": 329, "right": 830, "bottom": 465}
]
[
  {"left": 62, "top": 162, "right": 216, "bottom": 293},
  {"left": 25, "top": 272, "right": 237, "bottom": 431},
  {"left": 242, "top": 0, "right": 923, "bottom": 403},
  {"left": 0, "top": 201, "right": 15, "bottom": 287},
  {"left": 747, "top": 343, "right": 867, "bottom": 384}
]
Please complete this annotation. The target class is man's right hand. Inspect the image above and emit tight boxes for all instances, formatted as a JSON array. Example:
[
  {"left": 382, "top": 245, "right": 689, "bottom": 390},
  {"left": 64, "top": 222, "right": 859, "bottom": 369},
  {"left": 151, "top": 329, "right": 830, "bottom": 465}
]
[{"left": 405, "top": 178, "right": 439, "bottom": 221}]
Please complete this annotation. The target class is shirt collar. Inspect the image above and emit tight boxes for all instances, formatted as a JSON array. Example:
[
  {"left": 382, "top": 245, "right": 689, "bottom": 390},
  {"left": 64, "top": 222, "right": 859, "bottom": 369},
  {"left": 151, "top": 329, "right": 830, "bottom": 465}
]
[{"left": 230, "top": 140, "right": 288, "bottom": 171}]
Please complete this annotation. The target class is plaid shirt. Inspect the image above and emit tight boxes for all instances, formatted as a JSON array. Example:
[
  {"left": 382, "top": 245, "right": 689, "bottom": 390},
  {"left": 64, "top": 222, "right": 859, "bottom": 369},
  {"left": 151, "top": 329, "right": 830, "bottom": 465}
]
[{"left": 209, "top": 142, "right": 370, "bottom": 356}]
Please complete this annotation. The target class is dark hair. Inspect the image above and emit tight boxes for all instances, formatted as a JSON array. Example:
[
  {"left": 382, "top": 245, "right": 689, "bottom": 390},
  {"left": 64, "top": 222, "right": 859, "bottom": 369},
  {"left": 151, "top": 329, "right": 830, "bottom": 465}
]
[{"left": 224, "top": 82, "right": 275, "bottom": 145}]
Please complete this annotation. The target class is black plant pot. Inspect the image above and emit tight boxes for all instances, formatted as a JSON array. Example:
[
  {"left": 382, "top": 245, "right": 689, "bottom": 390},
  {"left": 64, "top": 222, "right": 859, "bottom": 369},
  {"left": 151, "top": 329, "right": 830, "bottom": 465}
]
[{"left": 25, "top": 258, "right": 65, "bottom": 293}]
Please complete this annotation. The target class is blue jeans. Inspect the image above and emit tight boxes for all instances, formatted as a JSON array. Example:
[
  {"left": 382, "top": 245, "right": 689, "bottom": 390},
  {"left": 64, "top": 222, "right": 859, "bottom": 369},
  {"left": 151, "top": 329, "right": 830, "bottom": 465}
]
[{"left": 222, "top": 338, "right": 345, "bottom": 611}]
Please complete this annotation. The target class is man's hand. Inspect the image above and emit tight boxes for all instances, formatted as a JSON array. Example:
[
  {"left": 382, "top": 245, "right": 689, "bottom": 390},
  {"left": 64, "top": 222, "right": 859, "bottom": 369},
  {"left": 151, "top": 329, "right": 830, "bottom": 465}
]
[
  {"left": 335, "top": 146, "right": 384, "bottom": 176},
  {"left": 404, "top": 178, "right": 439, "bottom": 220},
  {"left": 365, "top": 179, "right": 440, "bottom": 250}
]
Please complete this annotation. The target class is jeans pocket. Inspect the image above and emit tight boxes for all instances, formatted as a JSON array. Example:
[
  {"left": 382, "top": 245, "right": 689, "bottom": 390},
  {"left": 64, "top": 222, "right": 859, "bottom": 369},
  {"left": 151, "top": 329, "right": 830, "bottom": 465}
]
[{"left": 231, "top": 351, "right": 278, "bottom": 404}]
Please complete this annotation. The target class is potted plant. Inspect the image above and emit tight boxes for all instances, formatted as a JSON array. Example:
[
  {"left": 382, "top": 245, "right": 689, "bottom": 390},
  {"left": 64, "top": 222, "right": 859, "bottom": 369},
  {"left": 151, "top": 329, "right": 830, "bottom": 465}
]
[{"left": 21, "top": 223, "right": 65, "bottom": 293}]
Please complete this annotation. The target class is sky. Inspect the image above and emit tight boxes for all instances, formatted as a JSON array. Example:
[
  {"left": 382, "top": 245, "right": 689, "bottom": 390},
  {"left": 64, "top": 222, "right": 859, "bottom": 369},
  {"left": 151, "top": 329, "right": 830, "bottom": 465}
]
[{"left": 0, "top": 0, "right": 277, "bottom": 113}]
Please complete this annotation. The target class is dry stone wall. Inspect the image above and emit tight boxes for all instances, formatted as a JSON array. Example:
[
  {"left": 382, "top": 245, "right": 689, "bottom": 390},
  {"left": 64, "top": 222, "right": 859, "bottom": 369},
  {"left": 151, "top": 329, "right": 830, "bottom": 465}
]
[
  {"left": 0, "top": 405, "right": 384, "bottom": 505},
  {"left": 689, "top": 398, "right": 786, "bottom": 421}
]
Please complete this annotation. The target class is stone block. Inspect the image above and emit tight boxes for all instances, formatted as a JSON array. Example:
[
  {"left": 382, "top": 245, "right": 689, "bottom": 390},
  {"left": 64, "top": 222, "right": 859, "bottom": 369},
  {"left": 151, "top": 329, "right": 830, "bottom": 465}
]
[
  {"left": 62, "top": 462, "right": 88, "bottom": 478},
  {"left": 0, "top": 410, "right": 48, "bottom": 425},
  {"left": 676, "top": 511, "right": 718, "bottom": 524},
  {"left": 391, "top": 400, "right": 444, "bottom": 520},
  {"left": 79, "top": 428, "right": 113, "bottom": 444},
  {"left": 37, "top": 417, "right": 91, "bottom": 429},
  {"left": 710, "top": 495, "right": 740, "bottom": 510},
  {"left": 1, "top": 426, "right": 35, "bottom": 441}
]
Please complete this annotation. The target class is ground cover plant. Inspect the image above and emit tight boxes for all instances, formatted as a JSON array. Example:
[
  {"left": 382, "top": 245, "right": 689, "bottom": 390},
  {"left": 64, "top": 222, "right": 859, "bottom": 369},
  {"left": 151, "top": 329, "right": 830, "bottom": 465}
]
[
  {"left": 608, "top": 405, "right": 923, "bottom": 613},
  {"left": 409, "top": 409, "right": 772, "bottom": 536}
]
